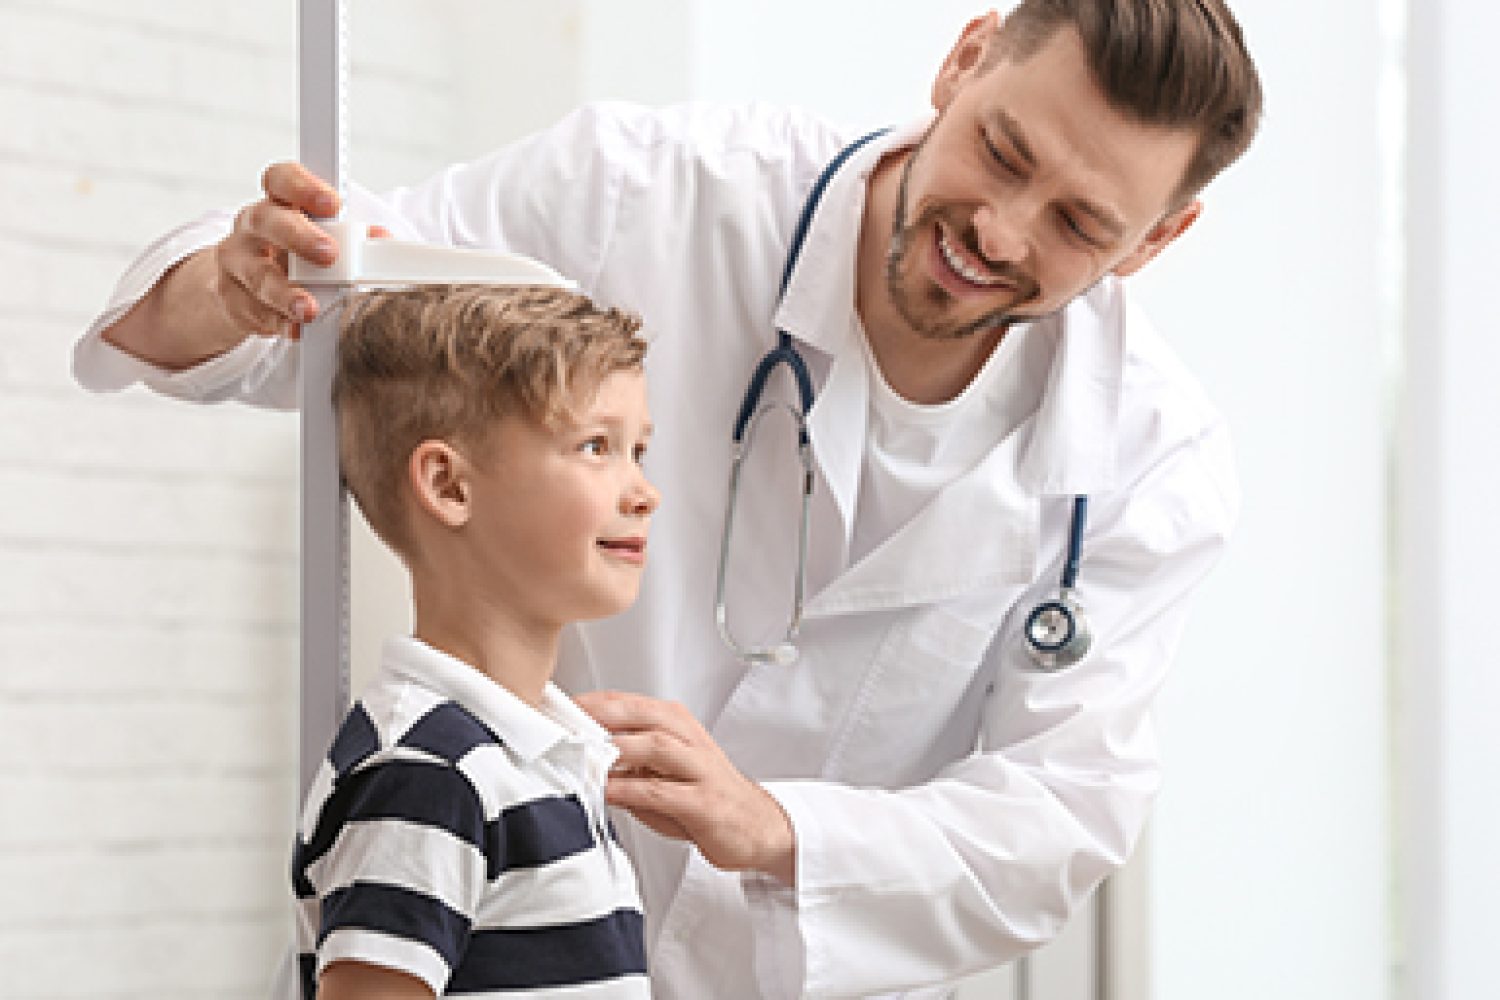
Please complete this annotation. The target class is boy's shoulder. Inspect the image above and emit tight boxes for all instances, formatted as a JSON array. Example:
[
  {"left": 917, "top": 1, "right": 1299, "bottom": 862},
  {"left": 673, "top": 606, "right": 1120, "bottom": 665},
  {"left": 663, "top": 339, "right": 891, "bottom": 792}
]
[
  {"left": 329, "top": 676, "right": 504, "bottom": 777},
  {"left": 320, "top": 672, "right": 574, "bottom": 825}
]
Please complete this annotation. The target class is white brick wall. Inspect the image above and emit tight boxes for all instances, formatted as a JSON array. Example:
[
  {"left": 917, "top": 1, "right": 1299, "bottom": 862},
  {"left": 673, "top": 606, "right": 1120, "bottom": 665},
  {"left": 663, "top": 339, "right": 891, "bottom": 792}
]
[{"left": 0, "top": 2, "right": 536, "bottom": 996}]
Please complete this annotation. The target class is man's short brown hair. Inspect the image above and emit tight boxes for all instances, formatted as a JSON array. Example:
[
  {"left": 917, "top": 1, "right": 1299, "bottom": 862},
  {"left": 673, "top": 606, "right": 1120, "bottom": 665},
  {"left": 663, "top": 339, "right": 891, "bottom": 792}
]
[
  {"left": 991, "top": 0, "right": 1263, "bottom": 205},
  {"left": 332, "top": 283, "right": 646, "bottom": 555}
]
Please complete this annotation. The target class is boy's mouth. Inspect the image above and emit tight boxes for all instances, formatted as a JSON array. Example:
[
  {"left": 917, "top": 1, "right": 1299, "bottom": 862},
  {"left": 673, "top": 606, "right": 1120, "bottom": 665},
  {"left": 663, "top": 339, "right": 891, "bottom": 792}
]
[{"left": 598, "top": 537, "right": 647, "bottom": 563}]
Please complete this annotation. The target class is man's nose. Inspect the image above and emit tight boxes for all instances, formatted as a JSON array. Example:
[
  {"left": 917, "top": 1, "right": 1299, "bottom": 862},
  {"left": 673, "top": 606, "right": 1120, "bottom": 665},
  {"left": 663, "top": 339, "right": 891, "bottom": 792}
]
[{"left": 971, "top": 201, "right": 1031, "bottom": 266}]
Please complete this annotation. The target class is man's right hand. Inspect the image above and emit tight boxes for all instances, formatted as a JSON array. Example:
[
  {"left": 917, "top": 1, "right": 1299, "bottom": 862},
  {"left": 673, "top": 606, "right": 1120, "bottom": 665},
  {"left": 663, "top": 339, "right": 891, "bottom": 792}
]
[
  {"left": 211, "top": 161, "right": 342, "bottom": 340},
  {"left": 99, "top": 160, "right": 350, "bottom": 371}
]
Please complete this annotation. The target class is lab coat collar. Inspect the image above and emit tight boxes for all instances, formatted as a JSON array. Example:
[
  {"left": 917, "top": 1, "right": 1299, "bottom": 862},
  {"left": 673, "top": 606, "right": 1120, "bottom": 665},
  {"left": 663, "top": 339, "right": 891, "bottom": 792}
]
[
  {"left": 772, "top": 120, "right": 927, "bottom": 540},
  {"left": 1016, "top": 277, "right": 1126, "bottom": 496},
  {"left": 773, "top": 120, "right": 927, "bottom": 359},
  {"left": 801, "top": 282, "right": 1128, "bottom": 617}
]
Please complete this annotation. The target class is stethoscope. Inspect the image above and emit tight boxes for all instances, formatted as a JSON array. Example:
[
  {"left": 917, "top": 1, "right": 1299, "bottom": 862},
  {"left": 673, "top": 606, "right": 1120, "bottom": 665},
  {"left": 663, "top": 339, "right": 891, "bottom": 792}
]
[{"left": 713, "top": 131, "right": 1094, "bottom": 672}]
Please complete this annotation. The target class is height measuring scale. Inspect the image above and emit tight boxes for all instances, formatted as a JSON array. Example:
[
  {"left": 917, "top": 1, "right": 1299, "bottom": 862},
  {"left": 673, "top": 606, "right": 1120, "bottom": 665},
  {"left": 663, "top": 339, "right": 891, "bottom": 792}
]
[{"left": 291, "top": 0, "right": 569, "bottom": 796}]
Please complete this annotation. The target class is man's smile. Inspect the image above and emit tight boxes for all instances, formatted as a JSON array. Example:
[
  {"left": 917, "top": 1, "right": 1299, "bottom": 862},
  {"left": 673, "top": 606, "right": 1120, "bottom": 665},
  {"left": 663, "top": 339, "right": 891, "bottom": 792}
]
[{"left": 936, "top": 226, "right": 1009, "bottom": 289}]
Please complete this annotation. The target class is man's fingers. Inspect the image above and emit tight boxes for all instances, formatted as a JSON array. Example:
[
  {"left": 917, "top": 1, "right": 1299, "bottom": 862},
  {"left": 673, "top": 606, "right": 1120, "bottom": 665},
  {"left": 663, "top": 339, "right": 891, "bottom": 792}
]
[
  {"left": 577, "top": 691, "right": 701, "bottom": 741},
  {"left": 609, "top": 800, "right": 690, "bottom": 844},
  {"left": 215, "top": 272, "right": 293, "bottom": 337},
  {"left": 609, "top": 730, "right": 702, "bottom": 782},
  {"left": 218, "top": 203, "right": 325, "bottom": 336},
  {"left": 212, "top": 251, "right": 302, "bottom": 338},
  {"left": 262, "top": 160, "right": 339, "bottom": 218},
  {"left": 605, "top": 771, "right": 699, "bottom": 825},
  {"left": 219, "top": 236, "right": 313, "bottom": 322},
  {"left": 234, "top": 200, "right": 337, "bottom": 268}
]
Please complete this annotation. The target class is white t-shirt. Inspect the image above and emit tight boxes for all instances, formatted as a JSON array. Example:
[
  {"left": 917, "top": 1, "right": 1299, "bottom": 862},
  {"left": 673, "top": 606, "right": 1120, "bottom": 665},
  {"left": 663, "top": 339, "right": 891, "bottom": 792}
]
[{"left": 850, "top": 321, "right": 1054, "bottom": 564}]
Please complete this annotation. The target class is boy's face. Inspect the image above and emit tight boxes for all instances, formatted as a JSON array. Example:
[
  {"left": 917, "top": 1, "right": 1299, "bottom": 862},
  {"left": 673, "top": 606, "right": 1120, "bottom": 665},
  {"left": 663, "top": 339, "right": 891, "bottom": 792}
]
[{"left": 465, "top": 368, "right": 658, "bottom": 628}]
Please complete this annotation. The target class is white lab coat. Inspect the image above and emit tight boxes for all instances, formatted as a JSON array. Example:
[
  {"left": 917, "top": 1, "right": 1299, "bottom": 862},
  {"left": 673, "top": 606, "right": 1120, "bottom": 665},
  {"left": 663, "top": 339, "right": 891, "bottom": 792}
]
[{"left": 75, "top": 103, "right": 1238, "bottom": 1000}]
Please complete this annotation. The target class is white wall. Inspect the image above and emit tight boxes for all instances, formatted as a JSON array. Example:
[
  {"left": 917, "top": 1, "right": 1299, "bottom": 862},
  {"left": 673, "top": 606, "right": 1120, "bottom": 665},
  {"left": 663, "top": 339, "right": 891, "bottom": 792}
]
[
  {"left": 1132, "top": 0, "right": 1393, "bottom": 996},
  {"left": 0, "top": 4, "right": 300, "bottom": 995},
  {"left": 0, "top": 2, "right": 525, "bottom": 995},
  {"left": 1399, "top": 2, "right": 1500, "bottom": 998}
]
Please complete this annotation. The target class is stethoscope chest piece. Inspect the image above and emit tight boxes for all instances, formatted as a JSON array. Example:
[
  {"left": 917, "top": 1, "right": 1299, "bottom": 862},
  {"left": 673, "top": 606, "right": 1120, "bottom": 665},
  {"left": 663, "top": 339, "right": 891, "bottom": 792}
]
[{"left": 1024, "top": 588, "right": 1092, "bottom": 671}]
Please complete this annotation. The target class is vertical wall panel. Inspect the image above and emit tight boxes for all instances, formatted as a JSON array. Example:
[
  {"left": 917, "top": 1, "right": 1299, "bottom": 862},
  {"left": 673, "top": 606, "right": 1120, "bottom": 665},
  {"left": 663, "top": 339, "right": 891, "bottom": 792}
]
[{"left": 1399, "top": 1, "right": 1500, "bottom": 998}]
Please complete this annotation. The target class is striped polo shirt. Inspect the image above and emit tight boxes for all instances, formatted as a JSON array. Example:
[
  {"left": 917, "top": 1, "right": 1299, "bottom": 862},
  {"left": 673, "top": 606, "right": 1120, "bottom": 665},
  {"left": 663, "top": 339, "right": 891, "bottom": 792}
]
[{"left": 291, "top": 636, "right": 649, "bottom": 998}]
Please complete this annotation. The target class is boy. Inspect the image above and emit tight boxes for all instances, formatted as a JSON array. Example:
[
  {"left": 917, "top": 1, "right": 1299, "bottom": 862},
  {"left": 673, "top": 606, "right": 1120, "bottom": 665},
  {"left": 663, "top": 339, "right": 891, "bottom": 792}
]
[{"left": 290, "top": 283, "right": 658, "bottom": 999}]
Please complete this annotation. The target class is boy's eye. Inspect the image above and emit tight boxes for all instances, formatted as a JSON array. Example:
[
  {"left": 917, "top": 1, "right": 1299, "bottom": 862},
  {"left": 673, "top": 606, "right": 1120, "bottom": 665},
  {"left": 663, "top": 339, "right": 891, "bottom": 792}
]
[
  {"left": 632, "top": 442, "right": 649, "bottom": 463},
  {"left": 580, "top": 437, "right": 608, "bottom": 456}
]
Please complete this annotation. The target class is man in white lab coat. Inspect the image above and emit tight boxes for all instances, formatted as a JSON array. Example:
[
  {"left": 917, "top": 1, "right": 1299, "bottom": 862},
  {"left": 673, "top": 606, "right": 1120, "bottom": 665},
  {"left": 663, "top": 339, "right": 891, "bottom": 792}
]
[{"left": 75, "top": 3, "right": 1262, "bottom": 997}]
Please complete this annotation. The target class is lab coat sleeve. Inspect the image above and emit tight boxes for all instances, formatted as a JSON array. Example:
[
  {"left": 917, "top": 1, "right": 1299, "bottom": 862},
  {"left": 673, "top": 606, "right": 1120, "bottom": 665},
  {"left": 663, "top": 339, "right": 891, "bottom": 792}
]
[
  {"left": 69, "top": 208, "right": 310, "bottom": 407},
  {"left": 72, "top": 103, "right": 635, "bottom": 405},
  {"left": 752, "top": 417, "right": 1239, "bottom": 999}
]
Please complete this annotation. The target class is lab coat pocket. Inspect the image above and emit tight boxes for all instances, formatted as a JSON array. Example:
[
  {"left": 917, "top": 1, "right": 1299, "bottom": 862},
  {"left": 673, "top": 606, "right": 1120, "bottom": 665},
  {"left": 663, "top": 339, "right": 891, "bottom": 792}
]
[{"left": 826, "top": 599, "right": 1004, "bottom": 787}]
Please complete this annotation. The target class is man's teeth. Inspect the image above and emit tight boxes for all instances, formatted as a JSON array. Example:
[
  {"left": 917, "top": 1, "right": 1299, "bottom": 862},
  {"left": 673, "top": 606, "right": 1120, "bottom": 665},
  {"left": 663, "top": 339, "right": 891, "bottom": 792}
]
[{"left": 939, "top": 233, "right": 1004, "bottom": 287}]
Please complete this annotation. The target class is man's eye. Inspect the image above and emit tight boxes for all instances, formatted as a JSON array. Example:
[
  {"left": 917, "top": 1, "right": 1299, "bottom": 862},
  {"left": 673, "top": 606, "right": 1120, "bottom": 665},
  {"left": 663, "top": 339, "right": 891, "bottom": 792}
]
[
  {"left": 1061, "top": 212, "right": 1103, "bottom": 247},
  {"left": 984, "top": 136, "right": 1020, "bottom": 175}
]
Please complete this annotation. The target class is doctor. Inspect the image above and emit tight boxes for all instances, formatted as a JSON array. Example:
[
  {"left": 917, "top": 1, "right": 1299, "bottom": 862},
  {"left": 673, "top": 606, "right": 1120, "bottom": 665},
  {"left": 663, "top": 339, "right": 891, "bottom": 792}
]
[{"left": 77, "top": 3, "right": 1262, "bottom": 997}]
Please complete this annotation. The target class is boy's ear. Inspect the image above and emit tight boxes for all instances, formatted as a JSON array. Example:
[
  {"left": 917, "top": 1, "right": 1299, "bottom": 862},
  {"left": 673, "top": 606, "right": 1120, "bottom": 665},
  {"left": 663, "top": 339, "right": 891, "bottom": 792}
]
[{"left": 408, "top": 440, "right": 472, "bottom": 529}]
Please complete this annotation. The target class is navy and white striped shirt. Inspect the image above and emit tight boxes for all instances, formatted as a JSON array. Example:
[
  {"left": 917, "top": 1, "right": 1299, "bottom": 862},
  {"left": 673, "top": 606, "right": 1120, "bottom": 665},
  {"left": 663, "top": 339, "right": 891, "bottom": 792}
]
[{"left": 291, "top": 637, "right": 649, "bottom": 998}]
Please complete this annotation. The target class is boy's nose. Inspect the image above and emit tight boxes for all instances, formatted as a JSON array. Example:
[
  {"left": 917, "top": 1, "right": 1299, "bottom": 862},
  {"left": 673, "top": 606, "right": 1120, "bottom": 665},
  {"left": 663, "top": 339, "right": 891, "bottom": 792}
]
[{"left": 624, "top": 475, "right": 660, "bottom": 516}]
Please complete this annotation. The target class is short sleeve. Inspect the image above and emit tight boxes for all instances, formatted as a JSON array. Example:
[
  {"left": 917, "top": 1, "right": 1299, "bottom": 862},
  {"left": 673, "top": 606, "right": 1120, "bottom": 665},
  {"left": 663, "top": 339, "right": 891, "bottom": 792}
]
[{"left": 302, "top": 756, "right": 491, "bottom": 994}]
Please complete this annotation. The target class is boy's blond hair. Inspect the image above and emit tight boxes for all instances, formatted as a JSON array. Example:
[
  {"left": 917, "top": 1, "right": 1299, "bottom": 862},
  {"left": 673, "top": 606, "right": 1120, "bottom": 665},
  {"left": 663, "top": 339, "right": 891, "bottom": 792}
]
[{"left": 333, "top": 283, "right": 646, "bottom": 556}]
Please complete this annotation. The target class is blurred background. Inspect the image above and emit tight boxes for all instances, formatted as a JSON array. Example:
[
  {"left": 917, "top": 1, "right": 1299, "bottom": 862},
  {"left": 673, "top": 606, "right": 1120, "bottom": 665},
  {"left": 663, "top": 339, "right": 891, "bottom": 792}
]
[{"left": 1, "top": 1, "right": 1495, "bottom": 998}]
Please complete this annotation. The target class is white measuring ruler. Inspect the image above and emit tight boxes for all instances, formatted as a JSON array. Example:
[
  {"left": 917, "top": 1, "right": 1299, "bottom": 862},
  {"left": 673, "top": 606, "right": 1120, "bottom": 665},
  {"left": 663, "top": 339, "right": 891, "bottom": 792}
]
[{"left": 292, "top": 0, "right": 572, "bottom": 797}]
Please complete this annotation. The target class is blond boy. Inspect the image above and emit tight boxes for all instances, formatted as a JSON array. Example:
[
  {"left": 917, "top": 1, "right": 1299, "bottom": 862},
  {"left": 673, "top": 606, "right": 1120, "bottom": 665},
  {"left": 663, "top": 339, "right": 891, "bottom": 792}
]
[{"left": 290, "top": 284, "right": 658, "bottom": 999}]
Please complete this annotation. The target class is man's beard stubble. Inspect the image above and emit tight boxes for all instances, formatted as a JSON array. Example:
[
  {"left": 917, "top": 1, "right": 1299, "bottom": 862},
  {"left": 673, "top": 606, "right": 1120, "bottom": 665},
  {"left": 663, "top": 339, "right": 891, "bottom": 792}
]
[{"left": 885, "top": 146, "right": 1043, "bottom": 342}]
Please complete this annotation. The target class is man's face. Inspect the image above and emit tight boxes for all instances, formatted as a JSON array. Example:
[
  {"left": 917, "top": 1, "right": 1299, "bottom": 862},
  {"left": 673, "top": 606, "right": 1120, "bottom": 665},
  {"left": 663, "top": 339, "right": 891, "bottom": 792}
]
[
  {"left": 887, "top": 22, "right": 1201, "bottom": 341},
  {"left": 464, "top": 369, "right": 659, "bottom": 629}
]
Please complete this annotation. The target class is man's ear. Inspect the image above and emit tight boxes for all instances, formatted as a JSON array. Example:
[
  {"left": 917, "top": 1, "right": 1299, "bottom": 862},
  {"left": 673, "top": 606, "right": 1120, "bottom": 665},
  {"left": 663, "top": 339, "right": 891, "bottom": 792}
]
[
  {"left": 932, "top": 10, "right": 1002, "bottom": 111},
  {"left": 408, "top": 440, "right": 472, "bottom": 529},
  {"left": 1111, "top": 199, "right": 1203, "bottom": 278}
]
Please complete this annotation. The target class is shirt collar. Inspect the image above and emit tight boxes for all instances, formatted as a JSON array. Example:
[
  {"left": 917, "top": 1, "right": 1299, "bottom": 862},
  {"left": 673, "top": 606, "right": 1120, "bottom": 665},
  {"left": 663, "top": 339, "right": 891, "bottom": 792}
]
[{"left": 379, "top": 635, "right": 617, "bottom": 766}]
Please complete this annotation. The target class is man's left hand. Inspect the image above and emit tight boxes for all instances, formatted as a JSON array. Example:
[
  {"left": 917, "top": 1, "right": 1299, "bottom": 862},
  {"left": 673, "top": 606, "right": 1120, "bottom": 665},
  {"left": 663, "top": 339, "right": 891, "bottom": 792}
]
[{"left": 576, "top": 691, "right": 796, "bottom": 886}]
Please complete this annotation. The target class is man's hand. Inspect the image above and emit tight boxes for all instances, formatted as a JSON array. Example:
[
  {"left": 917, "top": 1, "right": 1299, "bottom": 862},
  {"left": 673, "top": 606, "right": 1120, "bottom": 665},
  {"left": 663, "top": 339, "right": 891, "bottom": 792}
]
[
  {"left": 576, "top": 691, "right": 797, "bottom": 886},
  {"left": 100, "top": 161, "right": 389, "bottom": 370},
  {"left": 211, "top": 160, "right": 343, "bottom": 340}
]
